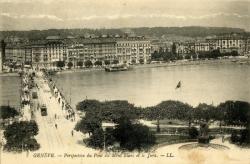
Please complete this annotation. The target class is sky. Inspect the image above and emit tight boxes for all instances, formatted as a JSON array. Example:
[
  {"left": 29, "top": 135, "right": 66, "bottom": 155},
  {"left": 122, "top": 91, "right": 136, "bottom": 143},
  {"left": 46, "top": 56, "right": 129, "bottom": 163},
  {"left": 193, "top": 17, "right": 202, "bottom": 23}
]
[{"left": 0, "top": 0, "right": 249, "bottom": 31}]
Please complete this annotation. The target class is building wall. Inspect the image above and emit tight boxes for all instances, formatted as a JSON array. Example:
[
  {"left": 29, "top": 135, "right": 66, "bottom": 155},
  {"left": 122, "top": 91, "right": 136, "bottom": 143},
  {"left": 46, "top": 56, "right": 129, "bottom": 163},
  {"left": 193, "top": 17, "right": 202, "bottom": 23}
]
[
  {"left": 0, "top": 51, "right": 2, "bottom": 72},
  {"left": 116, "top": 39, "right": 151, "bottom": 63},
  {"left": 5, "top": 46, "right": 25, "bottom": 64},
  {"left": 4, "top": 37, "right": 152, "bottom": 68},
  {"left": 206, "top": 35, "right": 245, "bottom": 54}
]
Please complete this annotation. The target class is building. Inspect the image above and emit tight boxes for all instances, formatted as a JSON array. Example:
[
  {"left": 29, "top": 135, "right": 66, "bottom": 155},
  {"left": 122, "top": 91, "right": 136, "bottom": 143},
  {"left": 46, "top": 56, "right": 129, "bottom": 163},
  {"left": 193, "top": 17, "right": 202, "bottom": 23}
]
[
  {"left": 194, "top": 42, "right": 215, "bottom": 53},
  {"left": 5, "top": 44, "right": 26, "bottom": 65},
  {"left": 2, "top": 35, "right": 152, "bottom": 69},
  {"left": 67, "top": 43, "right": 85, "bottom": 67},
  {"left": 0, "top": 51, "right": 2, "bottom": 72},
  {"left": 81, "top": 37, "right": 117, "bottom": 64},
  {"left": 30, "top": 39, "right": 68, "bottom": 70},
  {"left": 116, "top": 37, "right": 151, "bottom": 64},
  {"left": 206, "top": 34, "right": 245, "bottom": 54}
]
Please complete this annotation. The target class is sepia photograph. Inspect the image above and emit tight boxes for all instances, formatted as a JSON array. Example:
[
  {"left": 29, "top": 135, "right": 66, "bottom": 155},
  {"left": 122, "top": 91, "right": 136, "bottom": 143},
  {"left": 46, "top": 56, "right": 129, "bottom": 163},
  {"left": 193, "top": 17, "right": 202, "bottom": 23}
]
[{"left": 0, "top": 0, "right": 250, "bottom": 164}]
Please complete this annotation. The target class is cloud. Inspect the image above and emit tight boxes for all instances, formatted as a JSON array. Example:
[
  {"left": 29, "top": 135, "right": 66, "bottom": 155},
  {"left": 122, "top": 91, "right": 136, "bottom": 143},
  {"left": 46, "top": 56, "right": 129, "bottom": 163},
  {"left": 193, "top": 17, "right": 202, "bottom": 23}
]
[
  {"left": 0, "top": 13, "right": 63, "bottom": 21},
  {"left": 0, "top": 12, "right": 249, "bottom": 31},
  {"left": 66, "top": 12, "right": 249, "bottom": 21}
]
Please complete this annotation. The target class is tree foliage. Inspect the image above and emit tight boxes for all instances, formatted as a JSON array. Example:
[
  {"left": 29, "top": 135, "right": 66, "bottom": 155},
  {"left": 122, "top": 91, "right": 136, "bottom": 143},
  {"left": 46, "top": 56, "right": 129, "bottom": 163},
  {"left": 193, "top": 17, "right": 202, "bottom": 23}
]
[
  {"left": 77, "top": 61, "right": 83, "bottom": 67},
  {"left": 113, "top": 117, "right": 155, "bottom": 151},
  {"left": 75, "top": 113, "right": 101, "bottom": 135},
  {"left": 4, "top": 121, "right": 40, "bottom": 152},
  {"left": 0, "top": 106, "right": 19, "bottom": 119},
  {"left": 56, "top": 61, "right": 65, "bottom": 68},
  {"left": 112, "top": 60, "right": 119, "bottom": 64},
  {"left": 104, "top": 60, "right": 110, "bottom": 65},
  {"left": 218, "top": 101, "right": 250, "bottom": 126},
  {"left": 94, "top": 60, "right": 103, "bottom": 66},
  {"left": 84, "top": 60, "right": 93, "bottom": 68},
  {"left": 67, "top": 62, "right": 73, "bottom": 69},
  {"left": 188, "top": 127, "right": 199, "bottom": 139}
]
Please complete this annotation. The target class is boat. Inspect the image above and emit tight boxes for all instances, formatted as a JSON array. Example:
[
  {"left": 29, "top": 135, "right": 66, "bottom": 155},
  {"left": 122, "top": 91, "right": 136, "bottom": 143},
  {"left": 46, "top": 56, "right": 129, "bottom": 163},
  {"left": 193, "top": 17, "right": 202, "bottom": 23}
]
[{"left": 105, "top": 64, "right": 129, "bottom": 72}]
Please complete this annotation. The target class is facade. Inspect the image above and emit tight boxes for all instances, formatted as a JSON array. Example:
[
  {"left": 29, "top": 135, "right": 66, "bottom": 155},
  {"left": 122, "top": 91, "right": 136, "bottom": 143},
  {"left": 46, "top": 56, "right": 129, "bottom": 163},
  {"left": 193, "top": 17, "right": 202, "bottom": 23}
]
[
  {"left": 175, "top": 42, "right": 194, "bottom": 55},
  {"left": 116, "top": 37, "right": 151, "bottom": 64},
  {"left": 206, "top": 34, "right": 245, "bottom": 54},
  {"left": 3, "top": 36, "right": 152, "bottom": 69},
  {"left": 68, "top": 43, "right": 85, "bottom": 68},
  {"left": 30, "top": 39, "right": 68, "bottom": 69},
  {"left": 243, "top": 38, "right": 250, "bottom": 55},
  {"left": 0, "top": 51, "right": 2, "bottom": 72},
  {"left": 5, "top": 45, "right": 26, "bottom": 65},
  {"left": 194, "top": 42, "right": 215, "bottom": 53},
  {"left": 82, "top": 38, "right": 117, "bottom": 64}
]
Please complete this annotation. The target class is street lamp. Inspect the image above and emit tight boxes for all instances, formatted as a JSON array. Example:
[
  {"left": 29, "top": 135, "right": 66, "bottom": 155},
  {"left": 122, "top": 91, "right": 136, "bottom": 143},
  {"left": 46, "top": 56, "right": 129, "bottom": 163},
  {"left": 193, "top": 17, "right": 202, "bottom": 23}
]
[{"left": 101, "top": 122, "right": 117, "bottom": 151}]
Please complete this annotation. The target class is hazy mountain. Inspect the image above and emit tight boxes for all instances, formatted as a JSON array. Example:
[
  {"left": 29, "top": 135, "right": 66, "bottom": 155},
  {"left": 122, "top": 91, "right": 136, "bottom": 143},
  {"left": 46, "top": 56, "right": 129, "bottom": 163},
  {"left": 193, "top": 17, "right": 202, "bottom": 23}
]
[{"left": 0, "top": 26, "right": 247, "bottom": 41}]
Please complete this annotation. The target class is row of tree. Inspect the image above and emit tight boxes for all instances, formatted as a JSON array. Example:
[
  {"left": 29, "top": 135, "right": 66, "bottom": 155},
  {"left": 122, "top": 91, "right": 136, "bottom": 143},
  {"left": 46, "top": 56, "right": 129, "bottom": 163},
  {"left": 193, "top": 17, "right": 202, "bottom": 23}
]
[
  {"left": 75, "top": 100, "right": 155, "bottom": 151},
  {"left": 75, "top": 99, "right": 250, "bottom": 148},
  {"left": 151, "top": 48, "right": 239, "bottom": 62},
  {"left": 76, "top": 99, "right": 250, "bottom": 127},
  {"left": 56, "top": 60, "right": 120, "bottom": 69}
]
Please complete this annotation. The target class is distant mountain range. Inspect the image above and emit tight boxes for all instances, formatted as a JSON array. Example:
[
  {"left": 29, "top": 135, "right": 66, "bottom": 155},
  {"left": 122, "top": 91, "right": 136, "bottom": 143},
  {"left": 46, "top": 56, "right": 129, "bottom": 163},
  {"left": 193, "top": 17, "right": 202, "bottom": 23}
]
[{"left": 0, "top": 26, "right": 248, "bottom": 41}]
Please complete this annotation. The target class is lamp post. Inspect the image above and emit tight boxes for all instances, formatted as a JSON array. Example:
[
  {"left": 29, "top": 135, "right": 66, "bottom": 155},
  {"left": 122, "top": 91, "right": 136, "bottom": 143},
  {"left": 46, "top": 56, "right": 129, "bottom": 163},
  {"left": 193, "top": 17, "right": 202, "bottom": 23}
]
[{"left": 101, "top": 124, "right": 107, "bottom": 151}]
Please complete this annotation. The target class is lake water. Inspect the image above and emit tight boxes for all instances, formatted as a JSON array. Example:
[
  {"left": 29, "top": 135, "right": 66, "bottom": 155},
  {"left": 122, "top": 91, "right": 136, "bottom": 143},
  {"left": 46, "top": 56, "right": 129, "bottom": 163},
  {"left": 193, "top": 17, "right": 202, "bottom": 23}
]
[
  {"left": 0, "top": 75, "right": 21, "bottom": 108},
  {"left": 54, "top": 63, "right": 250, "bottom": 108}
]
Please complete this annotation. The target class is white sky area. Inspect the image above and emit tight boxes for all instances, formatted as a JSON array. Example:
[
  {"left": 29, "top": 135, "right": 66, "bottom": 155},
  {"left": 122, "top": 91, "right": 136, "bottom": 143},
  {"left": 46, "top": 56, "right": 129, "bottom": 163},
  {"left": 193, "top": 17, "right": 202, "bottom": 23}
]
[{"left": 0, "top": 0, "right": 249, "bottom": 30}]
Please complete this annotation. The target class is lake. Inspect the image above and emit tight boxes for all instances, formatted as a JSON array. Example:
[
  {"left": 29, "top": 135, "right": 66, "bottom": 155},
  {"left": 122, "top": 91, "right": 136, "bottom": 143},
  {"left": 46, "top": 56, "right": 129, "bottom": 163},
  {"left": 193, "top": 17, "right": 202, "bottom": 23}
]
[
  {"left": 53, "top": 63, "right": 250, "bottom": 108},
  {"left": 0, "top": 75, "right": 21, "bottom": 108}
]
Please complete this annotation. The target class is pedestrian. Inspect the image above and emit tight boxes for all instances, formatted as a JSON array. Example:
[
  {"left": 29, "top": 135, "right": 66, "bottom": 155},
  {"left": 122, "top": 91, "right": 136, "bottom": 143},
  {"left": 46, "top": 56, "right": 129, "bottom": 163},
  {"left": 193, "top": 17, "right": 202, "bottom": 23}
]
[
  {"left": 55, "top": 123, "right": 57, "bottom": 129},
  {"left": 71, "top": 130, "right": 74, "bottom": 136},
  {"left": 55, "top": 114, "right": 57, "bottom": 119}
]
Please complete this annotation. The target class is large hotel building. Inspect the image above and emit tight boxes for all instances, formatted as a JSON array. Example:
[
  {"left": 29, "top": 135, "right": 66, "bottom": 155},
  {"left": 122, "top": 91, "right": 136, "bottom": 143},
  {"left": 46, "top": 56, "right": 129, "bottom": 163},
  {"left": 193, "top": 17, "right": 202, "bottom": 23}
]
[{"left": 3, "top": 36, "right": 151, "bottom": 69}]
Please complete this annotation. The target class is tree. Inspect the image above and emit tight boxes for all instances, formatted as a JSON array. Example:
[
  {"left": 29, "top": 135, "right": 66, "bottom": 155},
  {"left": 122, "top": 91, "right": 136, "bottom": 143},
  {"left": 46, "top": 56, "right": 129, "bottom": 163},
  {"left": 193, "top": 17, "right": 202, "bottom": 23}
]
[
  {"left": 101, "top": 100, "right": 139, "bottom": 123},
  {"left": 56, "top": 61, "right": 65, "bottom": 68},
  {"left": 77, "top": 61, "right": 83, "bottom": 67},
  {"left": 185, "top": 54, "right": 191, "bottom": 60},
  {"left": 131, "top": 59, "right": 136, "bottom": 64},
  {"left": 194, "top": 103, "right": 216, "bottom": 122},
  {"left": 217, "top": 101, "right": 250, "bottom": 126},
  {"left": 156, "top": 100, "right": 193, "bottom": 121},
  {"left": 67, "top": 62, "right": 73, "bottom": 69},
  {"left": 172, "top": 43, "right": 177, "bottom": 55},
  {"left": 87, "top": 128, "right": 104, "bottom": 149},
  {"left": 76, "top": 99, "right": 102, "bottom": 113},
  {"left": 139, "top": 59, "right": 144, "bottom": 64},
  {"left": 113, "top": 117, "right": 155, "bottom": 151},
  {"left": 94, "top": 60, "right": 102, "bottom": 66},
  {"left": 84, "top": 60, "right": 93, "bottom": 68},
  {"left": 0, "top": 106, "right": 19, "bottom": 119},
  {"left": 104, "top": 60, "right": 110, "bottom": 65},
  {"left": 210, "top": 49, "right": 221, "bottom": 59},
  {"left": 4, "top": 121, "right": 40, "bottom": 152},
  {"left": 75, "top": 113, "right": 102, "bottom": 135},
  {"left": 112, "top": 60, "right": 119, "bottom": 64},
  {"left": 188, "top": 127, "right": 199, "bottom": 139},
  {"left": 231, "top": 51, "right": 238, "bottom": 56}
]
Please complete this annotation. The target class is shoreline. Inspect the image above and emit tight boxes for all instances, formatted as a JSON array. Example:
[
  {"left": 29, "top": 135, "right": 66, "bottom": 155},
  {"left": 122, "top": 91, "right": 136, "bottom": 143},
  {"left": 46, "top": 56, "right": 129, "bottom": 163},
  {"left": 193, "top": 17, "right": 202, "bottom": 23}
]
[
  {"left": 0, "top": 72, "right": 19, "bottom": 77},
  {"left": 56, "top": 58, "right": 250, "bottom": 75}
]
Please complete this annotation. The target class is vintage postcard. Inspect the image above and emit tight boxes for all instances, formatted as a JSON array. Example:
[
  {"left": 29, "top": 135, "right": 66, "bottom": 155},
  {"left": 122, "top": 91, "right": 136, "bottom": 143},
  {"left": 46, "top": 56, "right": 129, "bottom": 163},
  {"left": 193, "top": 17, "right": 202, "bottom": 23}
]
[{"left": 0, "top": 0, "right": 250, "bottom": 164}]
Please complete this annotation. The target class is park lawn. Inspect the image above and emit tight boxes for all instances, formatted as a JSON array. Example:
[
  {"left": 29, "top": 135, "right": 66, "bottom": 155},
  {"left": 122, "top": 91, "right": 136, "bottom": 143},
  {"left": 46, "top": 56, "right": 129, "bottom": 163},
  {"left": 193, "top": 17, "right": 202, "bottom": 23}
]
[
  {"left": 152, "top": 119, "right": 188, "bottom": 126},
  {"left": 155, "top": 135, "right": 190, "bottom": 144}
]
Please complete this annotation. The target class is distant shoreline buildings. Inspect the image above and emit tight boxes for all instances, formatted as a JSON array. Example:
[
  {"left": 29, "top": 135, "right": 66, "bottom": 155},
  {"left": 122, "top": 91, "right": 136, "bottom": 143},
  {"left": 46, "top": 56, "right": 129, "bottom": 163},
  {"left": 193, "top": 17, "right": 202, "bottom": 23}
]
[{"left": 1, "top": 33, "right": 250, "bottom": 70}]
